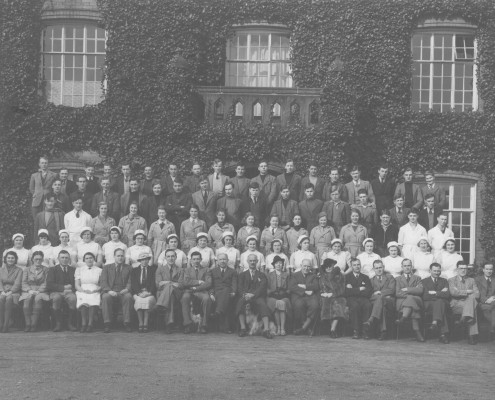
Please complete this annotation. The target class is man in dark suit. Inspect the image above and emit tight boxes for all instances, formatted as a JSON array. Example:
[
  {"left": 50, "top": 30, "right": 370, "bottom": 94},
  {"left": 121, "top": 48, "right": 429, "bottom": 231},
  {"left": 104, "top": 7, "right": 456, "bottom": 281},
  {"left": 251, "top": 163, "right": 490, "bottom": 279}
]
[
  {"left": 33, "top": 193, "right": 65, "bottom": 246},
  {"left": 251, "top": 160, "right": 277, "bottom": 209},
  {"left": 192, "top": 175, "right": 218, "bottom": 228},
  {"left": 46, "top": 250, "right": 77, "bottom": 332},
  {"left": 422, "top": 262, "right": 450, "bottom": 344},
  {"left": 160, "top": 163, "right": 182, "bottom": 200},
  {"left": 298, "top": 183, "right": 323, "bottom": 233},
  {"left": 229, "top": 163, "right": 250, "bottom": 200},
  {"left": 289, "top": 259, "right": 319, "bottom": 335},
  {"left": 29, "top": 156, "right": 58, "bottom": 220},
  {"left": 420, "top": 171, "right": 447, "bottom": 209},
  {"left": 236, "top": 253, "right": 273, "bottom": 339},
  {"left": 270, "top": 185, "right": 300, "bottom": 230},
  {"left": 165, "top": 178, "right": 192, "bottom": 233},
  {"left": 322, "top": 184, "right": 351, "bottom": 236},
  {"left": 275, "top": 159, "right": 301, "bottom": 202},
  {"left": 217, "top": 182, "right": 243, "bottom": 230},
  {"left": 179, "top": 251, "right": 212, "bottom": 334},
  {"left": 394, "top": 167, "right": 423, "bottom": 210},
  {"left": 209, "top": 253, "right": 237, "bottom": 333},
  {"left": 120, "top": 178, "right": 150, "bottom": 219},
  {"left": 475, "top": 263, "right": 495, "bottom": 340},
  {"left": 91, "top": 176, "right": 120, "bottom": 221},
  {"left": 345, "top": 165, "right": 375, "bottom": 206},
  {"left": 371, "top": 210, "right": 399, "bottom": 257},
  {"left": 102, "top": 164, "right": 118, "bottom": 193},
  {"left": 84, "top": 165, "right": 100, "bottom": 196},
  {"left": 389, "top": 194, "right": 410, "bottom": 227},
  {"left": 323, "top": 167, "right": 348, "bottom": 203},
  {"left": 59, "top": 168, "right": 77, "bottom": 196},
  {"left": 51, "top": 179, "right": 72, "bottom": 212},
  {"left": 242, "top": 182, "right": 268, "bottom": 228},
  {"left": 115, "top": 164, "right": 132, "bottom": 195},
  {"left": 69, "top": 175, "right": 93, "bottom": 214},
  {"left": 100, "top": 248, "right": 133, "bottom": 333},
  {"left": 299, "top": 163, "right": 325, "bottom": 201},
  {"left": 365, "top": 260, "right": 396, "bottom": 340},
  {"left": 139, "top": 166, "right": 155, "bottom": 197},
  {"left": 183, "top": 163, "right": 203, "bottom": 194},
  {"left": 371, "top": 166, "right": 396, "bottom": 214},
  {"left": 418, "top": 193, "right": 443, "bottom": 231},
  {"left": 345, "top": 258, "right": 373, "bottom": 339}
]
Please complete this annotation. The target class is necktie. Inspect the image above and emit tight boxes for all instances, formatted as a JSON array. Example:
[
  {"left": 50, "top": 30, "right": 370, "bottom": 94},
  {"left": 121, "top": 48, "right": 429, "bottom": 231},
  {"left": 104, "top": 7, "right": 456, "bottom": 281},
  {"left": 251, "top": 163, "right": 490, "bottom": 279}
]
[
  {"left": 159, "top": 222, "right": 165, "bottom": 229},
  {"left": 216, "top": 173, "right": 219, "bottom": 180},
  {"left": 251, "top": 272, "right": 254, "bottom": 280},
  {"left": 141, "top": 267, "right": 146, "bottom": 285},
  {"left": 272, "top": 228, "right": 275, "bottom": 236},
  {"left": 428, "top": 184, "right": 432, "bottom": 189},
  {"left": 398, "top": 208, "right": 402, "bottom": 214},
  {"left": 406, "top": 274, "right": 410, "bottom": 283},
  {"left": 203, "top": 191, "right": 208, "bottom": 204},
  {"left": 434, "top": 278, "right": 437, "bottom": 284},
  {"left": 63, "top": 266, "right": 67, "bottom": 274},
  {"left": 195, "top": 268, "right": 199, "bottom": 279},
  {"left": 221, "top": 268, "right": 225, "bottom": 277},
  {"left": 487, "top": 278, "right": 492, "bottom": 296},
  {"left": 76, "top": 211, "right": 80, "bottom": 218},
  {"left": 461, "top": 277, "right": 466, "bottom": 284},
  {"left": 253, "top": 197, "right": 257, "bottom": 204},
  {"left": 379, "top": 276, "right": 382, "bottom": 281}
]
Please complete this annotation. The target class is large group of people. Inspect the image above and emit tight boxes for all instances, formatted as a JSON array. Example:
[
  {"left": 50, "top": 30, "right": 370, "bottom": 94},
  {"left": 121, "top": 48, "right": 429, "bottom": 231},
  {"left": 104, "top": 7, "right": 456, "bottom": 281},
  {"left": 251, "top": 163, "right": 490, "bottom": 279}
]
[{"left": 0, "top": 157, "right": 493, "bottom": 344}]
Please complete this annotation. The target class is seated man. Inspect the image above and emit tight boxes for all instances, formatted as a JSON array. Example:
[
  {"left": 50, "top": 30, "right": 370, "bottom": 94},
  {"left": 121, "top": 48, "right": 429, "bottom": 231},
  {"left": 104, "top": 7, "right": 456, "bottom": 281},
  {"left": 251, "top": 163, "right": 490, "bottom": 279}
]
[
  {"left": 422, "top": 262, "right": 450, "bottom": 344},
  {"left": 449, "top": 261, "right": 480, "bottom": 345},
  {"left": 236, "top": 254, "right": 272, "bottom": 339},
  {"left": 100, "top": 248, "right": 133, "bottom": 333},
  {"left": 46, "top": 250, "right": 77, "bottom": 332},
  {"left": 365, "top": 260, "right": 395, "bottom": 340},
  {"left": 345, "top": 258, "right": 373, "bottom": 339},
  {"left": 155, "top": 249, "right": 184, "bottom": 333},
  {"left": 179, "top": 251, "right": 212, "bottom": 334},
  {"left": 290, "top": 259, "right": 319, "bottom": 335},
  {"left": 475, "top": 262, "right": 495, "bottom": 341},
  {"left": 209, "top": 253, "right": 237, "bottom": 333}
]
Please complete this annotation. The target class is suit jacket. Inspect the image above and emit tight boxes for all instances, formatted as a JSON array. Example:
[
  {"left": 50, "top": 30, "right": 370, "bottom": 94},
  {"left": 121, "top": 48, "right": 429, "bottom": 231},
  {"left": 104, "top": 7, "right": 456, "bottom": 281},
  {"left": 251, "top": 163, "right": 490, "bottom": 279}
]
[
  {"left": 160, "top": 174, "right": 183, "bottom": 198},
  {"left": 130, "top": 265, "right": 157, "bottom": 296},
  {"left": 209, "top": 266, "right": 237, "bottom": 295},
  {"left": 270, "top": 199, "right": 300, "bottom": 228},
  {"left": 91, "top": 190, "right": 120, "bottom": 220},
  {"left": 275, "top": 173, "right": 302, "bottom": 202},
  {"left": 115, "top": 175, "right": 131, "bottom": 195},
  {"left": 370, "top": 223, "right": 399, "bottom": 257},
  {"left": 54, "top": 192, "right": 72, "bottom": 213},
  {"left": 298, "top": 198, "right": 323, "bottom": 233},
  {"left": 69, "top": 190, "right": 93, "bottom": 213},
  {"left": 389, "top": 207, "right": 411, "bottom": 227},
  {"left": 237, "top": 269, "right": 267, "bottom": 299},
  {"left": 419, "top": 184, "right": 447, "bottom": 209},
  {"left": 147, "top": 194, "right": 166, "bottom": 225},
  {"left": 30, "top": 170, "right": 58, "bottom": 207},
  {"left": 299, "top": 176, "right": 325, "bottom": 201},
  {"left": 120, "top": 192, "right": 150, "bottom": 219},
  {"left": 100, "top": 263, "right": 132, "bottom": 293},
  {"left": 85, "top": 176, "right": 100, "bottom": 196},
  {"left": 139, "top": 178, "right": 156, "bottom": 197},
  {"left": 229, "top": 176, "right": 250, "bottom": 200},
  {"left": 344, "top": 272, "right": 373, "bottom": 298},
  {"left": 46, "top": 264, "right": 75, "bottom": 293},
  {"left": 165, "top": 191, "right": 193, "bottom": 232},
  {"left": 179, "top": 266, "right": 212, "bottom": 292},
  {"left": 371, "top": 273, "right": 396, "bottom": 298},
  {"left": 421, "top": 276, "right": 450, "bottom": 302},
  {"left": 216, "top": 196, "right": 243, "bottom": 229},
  {"left": 395, "top": 274, "right": 423, "bottom": 298},
  {"left": 418, "top": 206, "right": 443, "bottom": 232},
  {"left": 155, "top": 264, "right": 182, "bottom": 286},
  {"left": 251, "top": 174, "right": 278, "bottom": 206},
  {"left": 322, "top": 200, "right": 351, "bottom": 231},
  {"left": 192, "top": 190, "right": 218, "bottom": 227},
  {"left": 371, "top": 177, "right": 396, "bottom": 213},
  {"left": 208, "top": 173, "right": 229, "bottom": 197},
  {"left": 242, "top": 195, "right": 268, "bottom": 228},
  {"left": 289, "top": 270, "right": 319, "bottom": 298},
  {"left": 322, "top": 181, "right": 349, "bottom": 203},
  {"left": 394, "top": 182, "right": 423, "bottom": 210},
  {"left": 61, "top": 179, "right": 77, "bottom": 196},
  {"left": 345, "top": 180, "right": 375, "bottom": 206},
  {"left": 33, "top": 209, "right": 65, "bottom": 246},
  {"left": 475, "top": 276, "right": 495, "bottom": 304},
  {"left": 183, "top": 175, "right": 202, "bottom": 194}
]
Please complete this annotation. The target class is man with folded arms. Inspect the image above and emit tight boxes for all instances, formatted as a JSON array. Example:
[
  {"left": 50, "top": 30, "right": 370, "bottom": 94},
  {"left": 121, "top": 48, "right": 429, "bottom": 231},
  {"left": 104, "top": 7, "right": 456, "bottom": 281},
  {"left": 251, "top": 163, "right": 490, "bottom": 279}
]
[
  {"left": 209, "top": 253, "right": 237, "bottom": 333},
  {"left": 475, "top": 263, "right": 495, "bottom": 341}
]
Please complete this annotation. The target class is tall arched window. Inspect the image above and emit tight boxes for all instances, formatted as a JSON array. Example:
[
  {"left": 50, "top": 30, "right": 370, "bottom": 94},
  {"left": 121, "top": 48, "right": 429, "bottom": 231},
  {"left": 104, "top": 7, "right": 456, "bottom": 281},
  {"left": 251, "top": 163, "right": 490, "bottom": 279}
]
[
  {"left": 234, "top": 100, "right": 244, "bottom": 119},
  {"left": 214, "top": 99, "right": 225, "bottom": 120},
  {"left": 42, "top": 24, "right": 106, "bottom": 107},
  {"left": 289, "top": 101, "right": 300, "bottom": 122},
  {"left": 253, "top": 101, "right": 263, "bottom": 121}
]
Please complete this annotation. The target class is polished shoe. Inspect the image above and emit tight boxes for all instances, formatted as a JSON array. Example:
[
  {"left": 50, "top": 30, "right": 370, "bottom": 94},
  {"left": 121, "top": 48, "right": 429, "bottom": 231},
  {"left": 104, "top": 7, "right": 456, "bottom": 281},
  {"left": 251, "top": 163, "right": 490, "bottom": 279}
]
[
  {"left": 378, "top": 331, "right": 387, "bottom": 341},
  {"left": 124, "top": 323, "right": 132, "bottom": 333},
  {"left": 439, "top": 334, "right": 450, "bottom": 344},
  {"left": 263, "top": 329, "right": 273, "bottom": 339},
  {"left": 414, "top": 330, "right": 425, "bottom": 342},
  {"left": 352, "top": 330, "right": 360, "bottom": 339},
  {"left": 238, "top": 329, "right": 247, "bottom": 337},
  {"left": 294, "top": 328, "right": 306, "bottom": 336},
  {"left": 104, "top": 323, "right": 111, "bottom": 333},
  {"left": 199, "top": 326, "right": 207, "bottom": 334},
  {"left": 183, "top": 324, "right": 193, "bottom": 334},
  {"left": 468, "top": 335, "right": 478, "bottom": 345},
  {"left": 329, "top": 330, "right": 337, "bottom": 339}
]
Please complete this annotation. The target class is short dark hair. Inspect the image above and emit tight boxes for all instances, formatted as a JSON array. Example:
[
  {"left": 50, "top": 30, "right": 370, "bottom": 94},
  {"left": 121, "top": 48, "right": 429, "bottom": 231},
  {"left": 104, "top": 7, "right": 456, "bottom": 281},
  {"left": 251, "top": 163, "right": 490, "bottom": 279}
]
[
  {"left": 429, "top": 262, "right": 441, "bottom": 270},
  {"left": 174, "top": 177, "right": 184, "bottom": 185},
  {"left": 190, "top": 251, "right": 202, "bottom": 259},
  {"left": 304, "top": 183, "right": 314, "bottom": 190},
  {"left": 424, "top": 193, "right": 435, "bottom": 201}
]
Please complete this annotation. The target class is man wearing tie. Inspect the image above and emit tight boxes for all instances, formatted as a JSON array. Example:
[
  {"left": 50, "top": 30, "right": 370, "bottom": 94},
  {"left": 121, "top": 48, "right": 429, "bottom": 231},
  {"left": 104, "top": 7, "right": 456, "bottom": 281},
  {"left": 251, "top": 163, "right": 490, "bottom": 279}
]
[
  {"left": 422, "top": 262, "right": 450, "bottom": 344},
  {"left": 100, "top": 248, "right": 133, "bottom": 333},
  {"left": 209, "top": 253, "right": 237, "bottom": 333},
  {"left": 418, "top": 193, "right": 443, "bottom": 231},
  {"left": 29, "top": 156, "right": 58, "bottom": 220},
  {"left": 179, "top": 251, "right": 212, "bottom": 334},
  {"left": 84, "top": 165, "right": 99, "bottom": 196},
  {"left": 59, "top": 168, "right": 77, "bottom": 196},
  {"left": 420, "top": 171, "right": 447, "bottom": 209},
  {"left": 216, "top": 182, "right": 243, "bottom": 231},
  {"left": 394, "top": 168, "right": 423, "bottom": 210},
  {"left": 389, "top": 195, "right": 410, "bottom": 227},
  {"left": 116, "top": 164, "right": 132, "bottom": 195},
  {"left": 475, "top": 263, "right": 495, "bottom": 340},
  {"left": 208, "top": 159, "right": 229, "bottom": 198},
  {"left": 242, "top": 182, "right": 268, "bottom": 228},
  {"left": 275, "top": 159, "right": 301, "bottom": 202},
  {"left": 322, "top": 184, "right": 351, "bottom": 236},
  {"left": 323, "top": 167, "right": 348, "bottom": 203},
  {"left": 33, "top": 193, "right": 65, "bottom": 246},
  {"left": 345, "top": 165, "right": 375, "bottom": 206},
  {"left": 91, "top": 177, "right": 120, "bottom": 221},
  {"left": 427, "top": 213, "right": 454, "bottom": 259},
  {"left": 192, "top": 175, "right": 218, "bottom": 228},
  {"left": 64, "top": 197, "right": 92, "bottom": 246},
  {"left": 298, "top": 183, "right": 323, "bottom": 233},
  {"left": 371, "top": 210, "right": 399, "bottom": 257},
  {"left": 69, "top": 176, "right": 93, "bottom": 213},
  {"left": 160, "top": 164, "right": 181, "bottom": 198},
  {"left": 251, "top": 160, "right": 277, "bottom": 209},
  {"left": 139, "top": 166, "right": 155, "bottom": 197},
  {"left": 229, "top": 163, "right": 250, "bottom": 200},
  {"left": 371, "top": 165, "right": 396, "bottom": 214}
]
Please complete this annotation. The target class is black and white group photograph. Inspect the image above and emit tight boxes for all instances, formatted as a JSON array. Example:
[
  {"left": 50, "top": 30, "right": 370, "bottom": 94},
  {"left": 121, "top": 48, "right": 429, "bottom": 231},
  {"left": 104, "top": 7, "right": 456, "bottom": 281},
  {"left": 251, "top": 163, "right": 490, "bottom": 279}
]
[{"left": 1, "top": 0, "right": 494, "bottom": 399}]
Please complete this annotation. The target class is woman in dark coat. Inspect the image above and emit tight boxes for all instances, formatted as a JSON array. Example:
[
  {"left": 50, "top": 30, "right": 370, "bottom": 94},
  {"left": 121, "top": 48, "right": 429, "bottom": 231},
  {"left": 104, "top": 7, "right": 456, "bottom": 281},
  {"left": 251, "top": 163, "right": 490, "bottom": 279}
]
[{"left": 266, "top": 255, "right": 291, "bottom": 336}]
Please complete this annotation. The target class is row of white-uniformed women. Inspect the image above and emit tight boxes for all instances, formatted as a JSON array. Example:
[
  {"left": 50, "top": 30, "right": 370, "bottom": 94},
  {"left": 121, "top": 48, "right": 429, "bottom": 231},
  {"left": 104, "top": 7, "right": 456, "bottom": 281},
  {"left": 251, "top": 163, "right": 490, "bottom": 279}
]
[{"left": 3, "top": 225, "right": 463, "bottom": 280}]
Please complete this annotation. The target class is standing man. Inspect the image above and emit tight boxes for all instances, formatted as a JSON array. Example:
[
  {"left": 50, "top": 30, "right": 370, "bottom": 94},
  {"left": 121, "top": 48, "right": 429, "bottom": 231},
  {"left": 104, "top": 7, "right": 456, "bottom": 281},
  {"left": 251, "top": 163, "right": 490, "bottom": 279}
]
[
  {"left": 276, "top": 159, "right": 301, "bottom": 202},
  {"left": 29, "top": 156, "right": 58, "bottom": 220},
  {"left": 69, "top": 176, "right": 93, "bottom": 214},
  {"left": 271, "top": 185, "right": 299, "bottom": 231},
  {"left": 192, "top": 175, "right": 218, "bottom": 228},
  {"left": 389, "top": 194, "right": 410, "bottom": 227},
  {"left": 322, "top": 184, "right": 351, "bottom": 236},
  {"left": 160, "top": 164, "right": 181, "bottom": 198},
  {"left": 116, "top": 164, "right": 132, "bottom": 195},
  {"left": 64, "top": 197, "right": 92, "bottom": 246},
  {"left": 51, "top": 179, "right": 72, "bottom": 212},
  {"left": 165, "top": 178, "right": 192, "bottom": 234},
  {"left": 371, "top": 210, "right": 398, "bottom": 257},
  {"left": 120, "top": 178, "right": 149, "bottom": 219},
  {"left": 139, "top": 166, "right": 155, "bottom": 197},
  {"left": 59, "top": 168, "right": 77, "bottom": 196},
  {"left": 242, "top": 182, "right": 268, "bottom": 228},
  {"left": 216, "top": 182, "right": 243, "bottom": 231},
  {"left": 299, "top": 163, "right": 325, "bottom": 201},
  {"left": 345, "top": 165, "right": 375, "bottom": 206},
  {"left": 323, "top": 167, "right": 349, "bottom": 203},
  {"left": 298, "top": 183, "right": 323, "bottom": 233},
  {"left": 84, "top": 164, "right": 99, "bottom": 196},
  {"left": 354, "top": 189, "right": 378, "bottom": 232},
  {"left": 91, "top": 176, "right": 120, "bottom": 221},
  {"left": 208, "top": 159, "right": 229, "bottom": 198},
  {"left": 475, "top": 263, "right": 495, "bottom": 341},
  {"left": 102, "top": 164, "right": 118, "bottom": 193},
  {"left": 251, "top": 160, "right": 277, "bottom": 209},
  {"left": 418, "top": 193, "right": 443, "bottom": 231},
  {"left": 427, "top": 213, "right": 454, "bottom": 259},
  {"left": 420, "top": 171, "right": 447, "bottom": 209},
  {"left": 230, "top": 163, "right": 250, "bottom": 200},
  {"left": 210, "top": 253, "right": 237, "bottom": 333},
  {"left": 184, "top": 163, "right": 203, "bottom": 194},
  {"left": 394, "top": 167, "right": 423, "bottom": 210},
  {"left": 33, "top": 193, "right": 65, "bottom": 246},
  {"left": 371, "top": 165, "right": 396, "bottom": 214}
]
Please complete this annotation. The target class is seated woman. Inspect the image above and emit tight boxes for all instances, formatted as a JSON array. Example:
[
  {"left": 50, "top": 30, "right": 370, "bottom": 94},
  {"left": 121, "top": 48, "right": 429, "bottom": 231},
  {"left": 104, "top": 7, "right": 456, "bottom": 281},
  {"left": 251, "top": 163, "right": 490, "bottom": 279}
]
[
  {"left": 30, "top": 229, "right": 54, "bottom": 267},
  {"left": 265, "top": 239, "right": 289, "bottom": 273},
  {"left": 382, "top": 241, "right": 404, "bottom": 278},
  {"left": 131, "top": 252, "right": 157, "bottom": 333},
  {"left": 321, "top": 239, "right": 351, "bottom": 274},
  {"left": 52, "top": 229, "right": 77, "bottom": 267},
  {"left": 75, "top": 252, "right": 102, "bottom": 333},
  {"left": 412, "top": 238, "right": 434, "bottom": 279},
  {"left": 289, "top": 235, "right": 318, "bottom": 273},
  {"left": 309, "top": 212, "right": 336, "bottom": 263},
  {"left": 2, "top": 233, "right": 30, "bottom": 270},
  {"left": 148, "top": 206, "right": 175, "bottom": 266},
  {"left": 180, "top": 205, "right": 207, "bottom": 255},
  {"left": 215, "top": 231, "right": 240, "bottom": 270},
  {"left": 157, "top": 234, "right": 187, "bottom": 269},
  {"left": 319, "top": 259, "right": 347, "bottom": 338},
  {"left": 356, "top": 238, "right": 381, "bottom": 277},
  {"left": 90, "top": 202, "right": 116, "bottom": 247},
  {"left": 188, "top": 232, "right": 216, "bottom": 269},
  {"left": 236, "top": 213, "right": 261, "bottom": 252},
  {"left": 286, "top": 214, "right": 308, "bottom": 256},
  {"left": 102, "top": 226, "right": 128, "bottom": 266},
  {"left": 208, "top": 209, "right": 236, "bottom": 251},
  {"left": 20, "top": 251, "right": 49, "bottom": 332},
  {"left": 0, "top": 251, "right": 23, "bottom": 332},
  {"left": 240, "top": 236, "right": 265, "bottom": 272},
  {"left": 76, "top": 227, "right": 103, "bottom": 267},
  {"left": 126, "top": 230, "right": 152, "bottom": 268},
  {"left": 118, "top": 202, "right": 148, "bottom": 246},
  {"left": 436, "top": 238, "right": 463, "bottom": 280},
  {"left": 260, "top": 215, "right": 288, "bottom": 256},
  {"left": 267, "top": 256, "right": 291, "bottom": 336}
]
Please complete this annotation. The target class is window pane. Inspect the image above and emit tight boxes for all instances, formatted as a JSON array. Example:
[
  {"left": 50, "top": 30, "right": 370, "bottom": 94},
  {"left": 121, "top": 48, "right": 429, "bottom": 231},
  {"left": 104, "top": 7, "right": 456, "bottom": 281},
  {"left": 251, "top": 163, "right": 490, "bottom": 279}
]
[{"left": 87, "top": 40, "right": 95, "bottom": 53}]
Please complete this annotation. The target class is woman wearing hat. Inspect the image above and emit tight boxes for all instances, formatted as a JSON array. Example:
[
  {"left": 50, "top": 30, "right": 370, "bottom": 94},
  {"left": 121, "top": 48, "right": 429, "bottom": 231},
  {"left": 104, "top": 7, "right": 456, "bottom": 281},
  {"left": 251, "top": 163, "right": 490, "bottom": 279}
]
[
  {"left": 321, "top": 239, "right": 351, "bottom": 274},
  {"left": 236, "top": 212, "right": 261, "bottom": 252},
  {"left": 102, "top": 226, "right": 128, "bottom": 266},
  {"left": 131, "top": 252, "right": 157, "bottom": 333},
  {"left": 412, "top": 238, "right": 434, "bottom": 279},
  {"left": 180, "top": 205, "right": 207, "bottom": 255},
  {"left": 51, "top": 230, "right": 77, "bottom": 267},
  {"left": 157, "top": 234, "right": 187, "bottom": 269},
  {"left": 339, "top": 209, "right": 368, "bottom": 257},
  {"left": 319, "top": 259, "right": 348, "bottom": 338},
  {"left": 2, "top": 233, "right": 30, "bottom": 270},
  {"left": 20, "top": 251, "right": 50, "bottom": 332},
  {"left": 30, "top": 229, "right": 54, "bottom": 268},
  {"left": 216, "top": 231, "right": 240, "bottom": 270},
  {"left": 76, "top": 227, "right": 103, "bottom": 268},
  {"left": 265, "top": 239, "right": 289, "bottom": 273},
  {"left": 260, "top": 215, "right": 288, "bottom": 256},
  {"left": 267, "top": 255, "right": 291, "bottom": 336},
  {"left": 126, "top": 230, "right": 152, "bottom": 268},
  {"left": 357, "top": 238, "right": 381, "bottom": 277},
  {"left": 309, "top": 212, "right": 336, "bottom": 263},
  {"left": 118, "top": 201, "right": 148, "bottom": 246},
  {"left": 286, "top": 214, "right": 309, "bottom": 255},
  {"left": 90, "top": 202, "right": 116, "bottom": 247},
  {"left": 188, "top": 232, "right": 216, "bottom": 269},
  {"left": 397, "top": 208, "right": 427, "bottom": 260},
  {"left": 382, "top": 241, "right": 404, "bottom": 278},
  {"left": 148, "top": 206, "right": 176, "bottom": 266},
  {"left": 208, "top": 209, "right": 236, "bottom": 251},
  {"left": 0, "top": 251, "right": 23, "bottom": 332},
  {"left": 75, "top": 252, "right": 102, "bottom": 332},
  {"left": 289, "top": 235, "right": 318, "bottom": 273},
  {"left": 240, "top": 235, "right": 265, "bottom": 272},
  {"left": 435, "top": 238, "right": 463, "bottom": 279}
]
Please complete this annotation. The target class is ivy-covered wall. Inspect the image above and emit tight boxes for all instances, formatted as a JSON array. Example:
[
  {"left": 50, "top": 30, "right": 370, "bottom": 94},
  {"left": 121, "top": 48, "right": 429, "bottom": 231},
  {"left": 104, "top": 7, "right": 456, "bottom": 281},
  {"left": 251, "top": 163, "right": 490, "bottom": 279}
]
[{"left": 1, "top": 0, "right": 494, "bottom": 260}]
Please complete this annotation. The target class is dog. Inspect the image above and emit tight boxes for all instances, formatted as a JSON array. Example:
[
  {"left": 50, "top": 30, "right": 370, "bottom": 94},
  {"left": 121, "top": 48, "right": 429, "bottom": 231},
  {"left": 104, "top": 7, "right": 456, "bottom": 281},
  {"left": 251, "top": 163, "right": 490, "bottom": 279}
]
[
  {"left": 244, "top": 303, "right": 277, "bottom": 336},
  {"left": 190, "top": 304, "right": 202, "bottom": 333}
]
